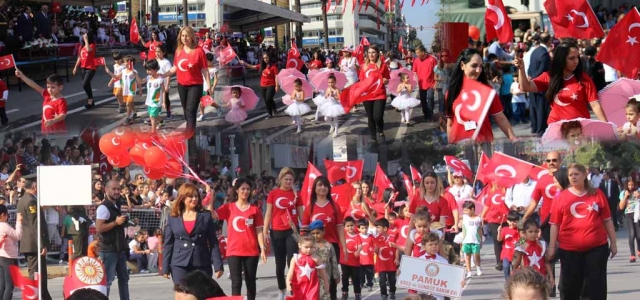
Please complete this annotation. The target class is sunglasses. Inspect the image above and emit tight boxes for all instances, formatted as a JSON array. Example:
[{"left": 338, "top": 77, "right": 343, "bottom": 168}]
[{"left": 546, "top": 159, "right": 559, "bottom": 163}]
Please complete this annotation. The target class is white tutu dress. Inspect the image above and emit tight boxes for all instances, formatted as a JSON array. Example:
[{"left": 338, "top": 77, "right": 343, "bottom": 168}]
[
  {"left": 391, "top": 87, "right": 421, "bottom": 110},
  {"left": 285, "top": 92, "right": 312, "bottom": 116},
  {"left": 312, "top": 91, "right": 330, "bottom": 110},
  {"left": 225, "top": 98, "right": 248, "bottom": 123},
  {"left": 319, "top": 90, "right": 345, "bottom": 118}
]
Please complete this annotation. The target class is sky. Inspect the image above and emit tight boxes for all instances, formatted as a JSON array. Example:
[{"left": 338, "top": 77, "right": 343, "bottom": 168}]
[{"left": 402, "top": 0, "right": 440, "bottom": 48}]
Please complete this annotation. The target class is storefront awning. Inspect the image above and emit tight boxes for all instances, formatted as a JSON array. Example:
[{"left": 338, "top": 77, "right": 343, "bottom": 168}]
[{"left": 223, "top": 0, "right": 310, "bottom": 32}]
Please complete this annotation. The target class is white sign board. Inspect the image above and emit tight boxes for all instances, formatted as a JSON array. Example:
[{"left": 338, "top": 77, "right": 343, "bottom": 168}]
[
  {"left": 397, "top": 256, "right": 466, "bottom": 298},
  {"left": 37, "top": 165, "right": 92, "bottom": 206}
]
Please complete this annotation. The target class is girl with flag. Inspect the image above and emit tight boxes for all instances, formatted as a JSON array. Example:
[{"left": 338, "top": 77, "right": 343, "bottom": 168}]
[
  {"left": 72, "top": 32, "right": 97, "bottom": 109},
  {"left": 139, "top": 30, "right": 163, "bottom": 63},
  {"left": 360, "top": 45, "right": 390, "bottom": 146}
]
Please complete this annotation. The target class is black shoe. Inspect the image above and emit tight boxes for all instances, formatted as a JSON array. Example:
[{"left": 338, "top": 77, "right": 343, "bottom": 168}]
[
  {"left": 495, "top": 264, "right": 503, "bottom": 271},
  {"left": 379, "top": 133, "right": 386, "bottom": 143},
  {"left": 550, "top": 287, "right": 556, "bottom": 297},
  {"left": 265, "top": 115, "right": 272, "bottom": 120},
  {"left": 84, "top": 102, "right": 94, "bottom": 109}
]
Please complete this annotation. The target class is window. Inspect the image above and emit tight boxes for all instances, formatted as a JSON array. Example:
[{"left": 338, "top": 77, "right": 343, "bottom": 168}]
[{"left": 301, "top": 3, "right": 322, "bottom": 9}]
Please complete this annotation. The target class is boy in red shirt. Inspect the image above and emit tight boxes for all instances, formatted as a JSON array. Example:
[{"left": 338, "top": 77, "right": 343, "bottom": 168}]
[
  {"left": 340, "top": 216, "right": 362, "bottom": 300},
  {"left": 374, "top": 218, "right": 398, "bottom": 300},
  {"left": 15, "top": 70, "right": 67, "bottom": 134},
  {"left": 357, "top": 219, "right": 374, "bottom": 292},
  {"left": 0, "top": 79, "right": 8, "bottom": 128},
  {"left": 497, "top": 211, "right": 520, "bottom": 279}
]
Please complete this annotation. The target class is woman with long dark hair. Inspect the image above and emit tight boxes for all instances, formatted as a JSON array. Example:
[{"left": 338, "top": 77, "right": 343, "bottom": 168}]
[
  {"left": 445, "top": 48, "right": 515, "bottom": 144},
  {"left": 360, "top": 45, "right": 391, "bottom": 146},
  {"left": 301, "top": 176, "right": 347, "bottom": 300},
  {"left": 308, "top": 51, "right": 324, "bottom": 70},
  {"left": 241, "top": 53, "right": 279, "bottom": 118},
  {"left": 619, "top": 179, "right": 640, "bottom": 263},
  {"left": 345, "top": 181, "right": 374, "bottom": 223},
  {"left": 515, "top": 43, "right": 607, "bottom": 124},
  {"left": 140, "top": 30, "right": 163, "bottom": 62},
  {"left": 211, "top": 178, "right": 267, "bottom": 300},
  {"left": 72, "top": 31, "right": 97, "bottom": 109},
  {"left": 162, "top": 183, "right": 224, "bottom": 285},
  {"left": 162, "top": 26, "right": 212, "bottom": 137},
  {"left": 547, "top": 164, "right": 617, "bottom": 300}
]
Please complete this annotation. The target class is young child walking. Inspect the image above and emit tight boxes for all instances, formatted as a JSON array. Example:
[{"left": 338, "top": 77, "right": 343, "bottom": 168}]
[
  {"left": 155, "top": 45, "right": 173, "bottom": 120},
  {"left": 286, "top": 235, "right": 330, "bottom": 300},
  {"left": 373, "top": 218, "right": 398, "bottom": 300},
  {"left": 460, "top": 201, "right": 483, "bottom": 278},
  {"left": 357, "top": 219, "right": 374, "bottom": 292},
  {"left": 497, "top": 211, "right": 520, "bottom": 279},
  {"left": 419, "top": 232, "right": 451, "bottom": 300},
  {"left": 285, "top": 78, "right": 311, "bottom": 134},
  {"left": 340, "top": 217, "right": 362, "bottom": 300},
  {"left": 307, "top": 220, "right": 340, "bottom": 300},
  {"left": 223, "top": 86, "right": 248, "bottom": 130},
  {"left": 108, "top": 52, "right": 126, "bottom": 114},
  {"left": 140, "top": 59, "right": 165, "bottom": 132},
  {"left": 0, "top": 205, "right": 22, "bottom": 300},
  {"left": 198, "top": 52, "right": 219, "bottom": 121},
  {"left": 320, "top": 75, "right": 346, "bottom": 137},
  {"left": 105, "top": 55, "right": 141, "bottom": 125},
  {"left": 14, "top": 70, "right": 67, "bottom": 134},
  {"left": 390, "top": 73, "right": 420, "bottom": 124},
  {"left": 619, "top": 97, "right": 640, "bottom": 140},
  {"left": 512, "top": 219, "right": 554, "bottom": 287}
]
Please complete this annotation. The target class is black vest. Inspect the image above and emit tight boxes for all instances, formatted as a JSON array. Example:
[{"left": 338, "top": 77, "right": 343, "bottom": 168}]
[{"left": 97, "top": 199, "right": 126, "bottom": 253}]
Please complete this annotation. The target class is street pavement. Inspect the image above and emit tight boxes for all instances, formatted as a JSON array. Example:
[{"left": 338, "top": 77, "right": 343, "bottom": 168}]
[{"left": 24, "top": 228, "right": 639, "bottom": 300}]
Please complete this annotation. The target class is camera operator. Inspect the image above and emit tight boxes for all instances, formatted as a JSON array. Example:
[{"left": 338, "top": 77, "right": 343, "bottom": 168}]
[{"left": 96, "top": 180, "right": 130, "bottom": 300}]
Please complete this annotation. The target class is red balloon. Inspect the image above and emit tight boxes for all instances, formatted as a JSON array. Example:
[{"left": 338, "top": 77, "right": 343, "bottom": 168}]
[
  {"left": 113, "top": 127, "right": 136, "bottom": 149},
  {"left": 164, "top": 160, "right": 183, "bottom": 178},
  {"left": 144, "top": 167, "right": 164, "bottom": 180},
  {"left": 468, "top": 25, "right": 481, "bottom": 41},
  {"left": 99, "top": 133, "right": 126, "bottom": 157},
  {"left": 108, "top": 153, "right": 131, "bottom": 168},
  {"left": 130, "top": 142, "right": 151, "bottom": 166},
  {"left": 144, "top": 146, "right": 168, "bottom": 167}
]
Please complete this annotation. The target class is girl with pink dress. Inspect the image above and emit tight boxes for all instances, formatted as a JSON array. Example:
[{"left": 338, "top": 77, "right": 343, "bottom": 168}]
[{"left": 224, "top": 86, "right": 248, "bottom": 130}]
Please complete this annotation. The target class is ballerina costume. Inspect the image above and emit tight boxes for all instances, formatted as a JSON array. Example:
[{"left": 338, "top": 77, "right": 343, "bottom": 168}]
[{"left": 224, "top": 98, "right": 248, "bottom": 124}]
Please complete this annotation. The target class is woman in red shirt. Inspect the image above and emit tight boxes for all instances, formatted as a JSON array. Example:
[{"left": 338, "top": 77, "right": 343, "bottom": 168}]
[
  {"left": 444, "top": 48, "right": 515, "bottom": 144},
  {"left": 141, "top": 30, "right": 163, "bottom": 62},
  {"left": 359, "top": 45, "right": 391, "bottom": 146},
  {"left": 515, "top": 42, "right": 608, "bottom": 124},
  {"left": 547, "top": 163, "right": 617, "bottom": 300},
  {"left": 344, "top": 182, "right": 374, "bottom": 223},
  {"left": 241, "top": 54, "right": 279, "bottom": 118},
  {"left": 212, "top": 178, "right": 267, "bottom": 300},
  {"left": 301, "top": 176, "right": 347, "bottom": 300},
  {"left": 262, "top": 167, "right": 303, "bottom": 298},
  {"left": 307, "top": 51, "right": 324, "bottom": 70},
  {"left": 163, "top": 26, "right": 212, "bottom": 137},
  {"left": 408, "top": 171, "right": 450, "bottom": 225},
  {"left": 72, "top": 32, "right": 97, "bottom": 109}
]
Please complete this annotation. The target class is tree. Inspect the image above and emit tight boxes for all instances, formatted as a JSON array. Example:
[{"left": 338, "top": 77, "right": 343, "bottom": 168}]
[
  {"left": 295, "top": 0, "right": 302, "bottom": 48},
  {"left": 320, "top": 0, "right": 329, "bottom": 48}
]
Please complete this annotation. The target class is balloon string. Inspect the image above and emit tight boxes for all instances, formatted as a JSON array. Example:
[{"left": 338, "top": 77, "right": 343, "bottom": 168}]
[{"left": 152, "top": 140, "right": 207, "bottom": 186}]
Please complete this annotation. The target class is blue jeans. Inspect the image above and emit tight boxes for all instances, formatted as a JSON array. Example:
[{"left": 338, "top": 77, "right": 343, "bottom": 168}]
[
  {"left": 100, "top": 251, "right": 130, "bottom": 300},
  {"left": 502, "top": 258, "right": 512, "bottom": 279},
  {"left": 419, "top": 88, "right": 435, "bottom": 119},
  {"left": 511, "top": 102, "right": 526, "bottom": 123}
]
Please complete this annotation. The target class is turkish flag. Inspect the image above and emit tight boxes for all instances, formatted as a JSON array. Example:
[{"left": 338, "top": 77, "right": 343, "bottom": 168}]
[
  {"left": 139, "top": 52, "right": 147, "bottom": 61},
  {"left": 339, "top": 71, "right": 383, "bottom": 111},
  {"left": 374, "top": 163, "right": 394, "bottom": 200},
  {"left": 402, "top": 173, "right": 413, "bottom": 198},
  {"left": 0, "top": 54, "right": 16, "bottom": 71},
  {"left": 596, "top": 8, "right": 640, "bottom": 78},
  {"left": 410, "top": 165, "right": 422, "bottom": 182},
  {"left": 361, "top": 36, "right": 370, "bottom": 47},
  {"left": 324, "top": 160, "right": 364, "bottom": 183},
  {"left": 80, "top": 125, "right": 102, "bottom": 163},
  {"left": 287, "top": 42, "right": 304, "bottom": 70},
  {"left": 475, "top": 184, "right": 491, "bottom": 206},
  {"left": 217, "top": 43, "right": 237, "bottom": 66},
  {"left": 529, "top": 164, "right": 550, "bottom": 181},
  {"left": 485, "top": 0, "right": 513, "bottom": 43},
  {"left": 220, "top": 22, "right": 230, "bottom": 32},
  {"left": 475, "top": 152, "right": 491, "bottom": 183},
  {"left": 354, "top": 43, "right": 365, "bottom": 66},
  {"left": 10, "top": 265, "right": 39, "bottom": 300},
  {"left": 544, "top": 0, "right": 604, "bottom": 39},
  {"left": 444, "top": 155, "right": 473, "bottom": 180},
  {"left": 93, "top": 57, "right": 106, "bottom": 66},
  {"left": 483, "top": 152, "right": 534, "bottom": 188},
  {"left": 130, "top": 18, "right": 140, "bottom": 44},
  {"left": 448, "top": 77, "right": 498, "bottom": 144},
  {"left": 301, "top": 162, "right": 323, "bottom": 206},
  {"left": 332, "top": 183, "right": 355, "bottom": 209}
]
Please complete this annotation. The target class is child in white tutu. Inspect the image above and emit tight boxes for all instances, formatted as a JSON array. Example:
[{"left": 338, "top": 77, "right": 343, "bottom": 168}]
[
  {"left": 312, "top": 89, "right": 329, "bottom": 122},
  {"left": 285, "top": 78, "right": 311, "bottom": 133},
  {"left": 223, "top": 86, "right": 248, "bottom": 130},
  {"left": 319, "top": 75, "right": 345, "bottom": 137},
  {"left": 391, "top": 73, "right": 421, "bottom": 124},
  {"left": 619, "top": 96, "right": 640, "bottom": 140}
]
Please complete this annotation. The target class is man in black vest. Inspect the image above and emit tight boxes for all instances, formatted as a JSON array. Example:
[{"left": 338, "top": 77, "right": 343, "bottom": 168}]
[{"left": 96, "top": 180, "right": 130, "bottom": 300}]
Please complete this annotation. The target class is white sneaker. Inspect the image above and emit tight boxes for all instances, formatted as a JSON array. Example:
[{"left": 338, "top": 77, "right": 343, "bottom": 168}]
[
  {"left": 296, "top": 128, "right": 302, "bottom": 134},
  {"left": 401, "top": 117, "right": 405, "bottom": 123},
  {"left": 292, "top": 120, "right": 296, "bottom": 125},
  {"left": 471, "top": 258, "right": 477, "bottom": 268},
  {"left": 466, "top": 271, "right": 473, "bottom": 279},
  {"left": 329, "top": 126, "right": 335, "bottom": 133},
  {"left": 332, "top": 131, "right": 338, "bottom": 138},
  {"left": 197, "top": 114, "right": 204, "bottom": 121},
  {"left": 278, "top": 292, "right": 285, "bottom": 300},
  {"left": 476, "top": 267, "right": 482, "bottom": 276}
]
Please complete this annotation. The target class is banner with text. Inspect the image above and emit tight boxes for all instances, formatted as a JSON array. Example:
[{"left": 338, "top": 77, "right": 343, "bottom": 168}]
[{"left": 397, "top": 256, "right": 466, "bottom": 298}]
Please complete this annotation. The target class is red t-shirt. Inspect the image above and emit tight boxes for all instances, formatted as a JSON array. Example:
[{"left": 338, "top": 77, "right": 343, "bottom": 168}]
[
  {"left": 374, "top": 234, "right": 398, "bottom": 272},
  {"left": 515, "top": 240, "right": 547, "bottom": 275},
  {"left": 259, "top": 64, "right": 278, "bottom": 87},
  {"left": 0, "top": 80, "right": 7, "bottom": 108},
  {"left": 549, "top": 189, "right": 611, "bottom": 252},
  {"left": 267, "top": 188, "right": 301, "bottom": 231},
  {"left": 145, "top": 41, "right": 163, "bottom": 60},
  {"left": 448, "top": 93, "right": 504, "bottom": 144},
  {"left": 340, "top": 231, "right": 361, "bottom": 266},
  {"left": 41, "top": 89, "right": 67, "bottom": 134},
  {"left": 408, "top": 195, "right": 451, "bottom": 223},
  {"left": 174, "top": 47, "right": 208, "bottom": 86},
  {"left": 370, "top": 202, "right": 390, "bottom": 219},
  {"left": 358, "top": 63, "right": 391, "bottom": 101},
  {"left": 309, "top": 59, "right": 323, "bottom": 69},
  {"left": 302, "top": 201, "right": 343, "bottom": 244},
  {"left": 359, "top": 233, "right": 374, "bottom": 266},
  {"left": 531, "top": 72, "right": 598, "bottom": 124},
  {"left": 531, "top": 173, "right": 559, "bottom": 222},
  {"left": 216, "top": 202, "right": 264, "bottom": 257},
  {"left": 393, "top": 218, "right": 411, "bottom": 249},
  {"left": 183, "top": 220, "right": 195, "bottom": 235},
  {"left": 79, "top": 44, "right": 97, "bottom": 70},
  {"left": 412, "top": 55, "right": 438, "bottom": 90},
  {"left": 484, "top": 189, "right": 509, "bottom": 224},
  {"left": 441, "top": 191, "right": 458, "bottom": 227},
  {"left": 500, "top": 227, "right": 519, "bottom": 262}
]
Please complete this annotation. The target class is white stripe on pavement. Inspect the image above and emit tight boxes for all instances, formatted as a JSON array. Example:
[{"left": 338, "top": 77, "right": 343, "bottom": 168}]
[
  {"left": 5, "top": 109, "right": 19, "bottom": 114},
  {"left": 65, "top": 89, "right": 97, "bottom": 99}
]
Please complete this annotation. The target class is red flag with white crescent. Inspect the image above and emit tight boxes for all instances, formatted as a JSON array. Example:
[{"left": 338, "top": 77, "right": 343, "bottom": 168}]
[
  {"left": 130, "top": 18, "right": 140, "bottom": 44},
  {"left": 339, "top": 71, "right": 383, "bottom": 111},
  {"left": 448, "top": 77, "right": 498, "bottom": 144},
  {"left": 217, "top": 43, "right": 237, "bottom": 66},
  {"left": 374, "top": 163, "right": 394, "bottom": 200},
  {"left": 324, "top": 160, "right": 364, "bottom": 183},
  {"left": 402, "top": 173, "right": 413, "bottom": 198},
  {"left": 544, "top": 0, "right": 604, "bottom": 39},
  {"left": 596, "top": 8, "right": 640, "bottom": 78},
  {"left": 444, "top": 155, "right": 473, "bottom": 181},
  {"left": 475, "top": 152, "right": 491, "bottom": 184},
  {"left": 0, "top": 54, "right": 16, "bottom": 71},
  {"left": 483, "top": 152, "right": 535, "bottom": 188},
  {"left": 10, "top": 265, "right": 39, "bottom": 300},
  {"left": 485, "top": 0, "right": 513, "bottom": 43},
  {"left": 301, "top": 162, "right": 323, "bottom": 206},
  {"left": 410, "top": 165, "right": 422, "bottom": 182},
  {"left": 361, "top": 36, "right": 370, "bottom": 46},
  {"left": 332, "top": 183, "right": 356, "bottom": 209}
]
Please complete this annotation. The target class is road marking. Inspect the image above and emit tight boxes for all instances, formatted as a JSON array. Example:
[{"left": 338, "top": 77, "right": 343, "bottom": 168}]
[
  {"left": 5, "top": 109, "right": 19, "bottom": 114},
  {"left": 65, "top": 89, "right": 97, "bottom": 99},
  {"left": 361, "top": 287, "right": 381, "bottom": 300},
  {"left": 393, "top": 121, "right": 407, "bottom": 146}
]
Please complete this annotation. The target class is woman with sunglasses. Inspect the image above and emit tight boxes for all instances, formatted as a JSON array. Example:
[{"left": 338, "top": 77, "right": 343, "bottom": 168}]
[
  {"left": 359, "top": 45, "right": 390, "bottom": 146},
  {"left": 240, "top": 53, "right": 279, "bottom": 119},
  {"left": 445, "top": 48, "right": 516, "bottom": 144}
]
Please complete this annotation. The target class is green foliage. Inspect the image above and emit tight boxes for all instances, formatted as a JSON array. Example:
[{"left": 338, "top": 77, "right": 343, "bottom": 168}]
[{"left": 564, "top": 143, "right": 640, "bottom": 174}]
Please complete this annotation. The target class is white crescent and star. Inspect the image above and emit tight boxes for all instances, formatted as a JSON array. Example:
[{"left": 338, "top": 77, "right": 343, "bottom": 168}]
[
  {"left": 450, "top": 158, "right": 464, "bottom": 170},
  {"left": 554, "top": 88, "right": 572, "bottom": 107},
  {"left": 454, "top": 103, "right": 465, "bottom": 125},
  {"left": 487, "top": 4, "right": 505, "bottom": 30},
  {"left": 0, "top": 58, "right": 10, "bottom": 66},
  {"left": 360, "top": 242, "right": 370, "bottom": 255},
  {"left": 23, "top": 285, "right": 38, "bottom": 300},
  {"left": 109, "top": 157, "right": 120, "bottom": 165},
  {"left": 545, "top": 184, "right": 555, "bottom": 199},
  {"left": 491, "top": 194, "right": 502, "bottom": 205},
  {"left": 504, "top": 234, "right": 513, "bottom": 248},
  {"left": 340, "top": 166, "right": 358, "bottom": 178},
  {"left": 43, "top": 105, "right": 55, "bottom": 120},
  {"left": 400, "top": 225, "right": 409, "bottom": 239},
  {"left": 177, "top": 59, "right": 189, "bottom": 72},
  {"left": 537, "top": 169, "right": 549, "bottom": 180},
  {"left": 274, "top": 197, "right": 289, "bottom": 209},
  {"left": 495, "top": 165, "right": 517, "bottom": 178},
  {"left": 378, "top": 246, "right": 391, "bottom": 261},
  {"left": 312, "top": 213, "right": 326, "bottom": 222},
  {"left": 628, "top": 23, "right": 640, "bottom": 46},
  {"left": 365, "top": 69, "right": 374, "bottom": 78},
  {"left": 288, "top": 59, "right": 298, "bottom": 69},
  {"left": 346, "top": 238, "right": 356, "bottom": 253},
  {"left": 567, "top": 10, "right": 589, "bottom": 28},
  {"left": 232, "top": 216, "right": 246, "bottom": 232},
  {"left": 570, "top": 201, "right": 587, "bottom": 218},
  {"left": 111, "top": 137, "right": 120, "bottom": 146}
]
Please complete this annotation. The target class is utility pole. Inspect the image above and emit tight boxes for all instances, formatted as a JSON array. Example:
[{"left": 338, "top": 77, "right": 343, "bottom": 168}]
[
  {"left": 182, "top": 0, "right": 188, "bottom": 26},
  {"left": 151, "top": 0, "right": 159, "bottom": 26},
  {"left": 295, "top": 0, "right": 302, "bottom": 48},
  {"left": 321, "top": 0, "right": 330, "bottom": 49}
]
